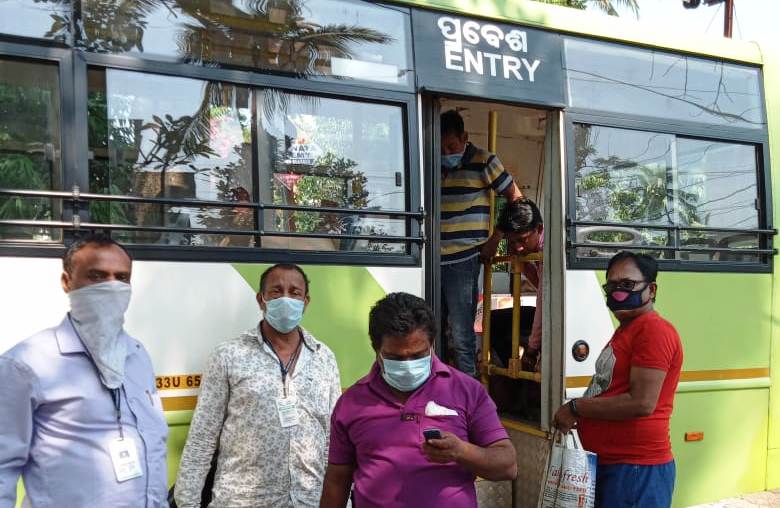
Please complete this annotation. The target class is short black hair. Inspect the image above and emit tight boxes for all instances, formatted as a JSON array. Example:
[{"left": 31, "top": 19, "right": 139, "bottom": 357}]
[
  {"left": 498, "top": 198, "right": 543, "bottom": 233},
  {"left": 368, "top": 292, "right": 437, "bottom": 350},
  {"left": 259, "top": 263, "right": 310, "bottom": 295},
  {"left": 607, "top": 251, "right": 659, "bottom": 283},
  {"left": 441, "top": 109, "right": 465, "bottom": 138},
  {"left": 63, "top": 233, "right": 132, "bottom": 275}
]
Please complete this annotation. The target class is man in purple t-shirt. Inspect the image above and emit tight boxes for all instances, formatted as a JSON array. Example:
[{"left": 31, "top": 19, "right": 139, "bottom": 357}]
[{"left": 320, "top": 293, "right": 517, "bottom": 508}]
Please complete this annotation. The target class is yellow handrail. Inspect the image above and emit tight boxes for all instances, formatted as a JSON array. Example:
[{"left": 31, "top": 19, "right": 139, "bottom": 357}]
[{"left": 479, "top": 109, "right": 543, "bottom": 387}]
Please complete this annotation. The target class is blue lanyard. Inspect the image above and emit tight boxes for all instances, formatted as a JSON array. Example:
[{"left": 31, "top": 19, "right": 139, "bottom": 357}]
[{"left": 260, "top": 324, "right": 303, "bottom": 388}]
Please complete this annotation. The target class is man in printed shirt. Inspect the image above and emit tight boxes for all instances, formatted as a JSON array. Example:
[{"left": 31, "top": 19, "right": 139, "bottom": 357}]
[
  {"left": 497, "top": 198, "right": 544, "bottom": 371},
  {"left": 320, "top": 292, "right": 517, "bottom": 508},
  {"left": 440, "top": 110, "right": 523, "bottom": 377},
  {"left": 553, "top": 252, "right": 683, "bottom": 508},
  {"left": 0, "top": 234, "right": 168, "bottom": 508},
  {"left": 175, "top": 263, "right": 341, "bottom": 508}
]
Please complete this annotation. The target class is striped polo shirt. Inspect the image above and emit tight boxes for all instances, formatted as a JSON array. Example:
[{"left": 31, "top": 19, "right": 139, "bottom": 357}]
[{"left": 441, "top": 143, "right": 513, "bottom": 265}]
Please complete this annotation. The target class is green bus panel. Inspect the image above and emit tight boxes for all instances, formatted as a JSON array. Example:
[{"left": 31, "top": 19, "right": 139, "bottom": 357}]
[
  {"left": 671, "top": 389, "right": 768, "bottom": 507},
  {"left": 654, "top": 273, "right": 772, "bottom": 372},
  {"left": 595, "top": 271, "right": 772, "bottom": 372},
  {"left": 766, "top": 31, "right": 780, "bottom": 484}
]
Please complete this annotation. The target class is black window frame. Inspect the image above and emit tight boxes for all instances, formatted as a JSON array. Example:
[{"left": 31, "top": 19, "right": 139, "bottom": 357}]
[
  {"left": 0, "top": 41, "right": 79, "bottom": 251},
  {"left": 0, "top": 33, "right": 423, "bottom": 267},
  {"left": 564, "top": 109, "right": 774, "bottom": 273}
]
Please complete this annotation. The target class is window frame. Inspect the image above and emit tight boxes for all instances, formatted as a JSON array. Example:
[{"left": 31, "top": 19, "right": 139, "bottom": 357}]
[
  {"left": 0, "top": 40, "right": 422, "bottom": 267},
  {"left": 0, "top": 41, "right": 79, "bottom": 244},
  {"left": 564, "top": 110, "right": 774, "bottom": 273}
]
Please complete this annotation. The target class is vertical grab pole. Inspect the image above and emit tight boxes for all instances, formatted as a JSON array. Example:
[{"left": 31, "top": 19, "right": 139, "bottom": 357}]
[
  {"left": 481, "top": 111, "right": 499, "bottom": 387},
  {"left": 510, "top": 257, "right": 523, "bottom": 376}
]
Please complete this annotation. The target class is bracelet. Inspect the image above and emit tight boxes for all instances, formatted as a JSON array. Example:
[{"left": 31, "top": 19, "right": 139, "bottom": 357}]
[{"left": 569, "top": 398, "right": 580, "bottom": 417}]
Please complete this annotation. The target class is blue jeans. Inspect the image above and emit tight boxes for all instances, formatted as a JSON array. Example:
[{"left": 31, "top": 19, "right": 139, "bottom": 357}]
[
  {"left": 596, "top": 460, "right": 676, "bottom": 508},
  {"left": 441, "top": 255, "right": 481, "bottom": 377}
]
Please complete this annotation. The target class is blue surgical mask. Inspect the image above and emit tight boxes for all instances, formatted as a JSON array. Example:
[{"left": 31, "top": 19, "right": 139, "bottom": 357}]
[
  {"left": 263, "top": 296, "right": 305, "bottom": 333},
  {"left": 441, "top": 152, "right": 463, "bottom": 170},
  {"left": 381, "top": 351, "right": 432, "bottom": 392}
]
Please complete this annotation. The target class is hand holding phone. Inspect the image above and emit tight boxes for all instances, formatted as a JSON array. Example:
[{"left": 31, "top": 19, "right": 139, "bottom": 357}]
[{"left": 423, "top": 428, "right": 442, "bottom": 441}]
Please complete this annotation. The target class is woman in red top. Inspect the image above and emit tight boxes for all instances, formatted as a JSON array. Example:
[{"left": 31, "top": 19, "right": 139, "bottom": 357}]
[{"left": 553, "top": 251, "right": 683, "bottom": 508}]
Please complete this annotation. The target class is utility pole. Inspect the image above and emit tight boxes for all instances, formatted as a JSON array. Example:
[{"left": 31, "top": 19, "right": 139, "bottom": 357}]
[{"left": 723, "top": 0, "right": 734, "bottom": 38}]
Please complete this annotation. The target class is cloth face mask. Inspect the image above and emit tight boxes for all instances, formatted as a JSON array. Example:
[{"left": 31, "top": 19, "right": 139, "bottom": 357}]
[{"left": 68, "top": 281, "right": 132, "bottom": 389}]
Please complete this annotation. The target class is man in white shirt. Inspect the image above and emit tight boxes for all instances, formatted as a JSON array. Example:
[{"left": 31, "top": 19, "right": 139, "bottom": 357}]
[{"left": 174, "top": 263, "right": 341, "bottom": 508}]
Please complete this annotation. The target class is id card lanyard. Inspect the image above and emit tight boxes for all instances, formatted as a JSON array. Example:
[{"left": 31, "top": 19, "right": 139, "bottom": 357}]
[
  {"left": 261, "top": 325, "right": 303, "bottom": 397},
  {"left": 110, "top": 388, "right": 124, "bottom": 439}
]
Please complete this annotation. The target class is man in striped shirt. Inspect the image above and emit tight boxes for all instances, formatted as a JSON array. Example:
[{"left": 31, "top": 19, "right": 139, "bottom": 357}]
[{"left": 440, "top": 110, "right": 523, "bottom": 377}]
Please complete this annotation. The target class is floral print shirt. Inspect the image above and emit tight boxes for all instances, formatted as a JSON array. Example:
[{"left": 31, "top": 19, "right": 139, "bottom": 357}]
[{"left": 174, "top": 326, "right": 341, "bottom": 508}]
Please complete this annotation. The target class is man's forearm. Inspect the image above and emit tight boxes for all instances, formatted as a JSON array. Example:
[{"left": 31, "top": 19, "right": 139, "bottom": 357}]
[
  {"left": 319, "top": 467, "right": 353, "bottom": 508},
  {"left": 456, "top": 440, "right": 517, "bottom": 481}
]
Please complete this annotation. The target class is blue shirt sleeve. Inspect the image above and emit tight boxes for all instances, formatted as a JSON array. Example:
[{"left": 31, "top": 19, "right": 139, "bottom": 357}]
[{"left": 0, "top": 357, "right": 39, "bottom": 508}]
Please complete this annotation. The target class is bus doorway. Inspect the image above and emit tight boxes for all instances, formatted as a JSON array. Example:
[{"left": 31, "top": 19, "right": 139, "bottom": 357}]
[{"left": 428, "top": 96, "right": 565, "bottom": 508}]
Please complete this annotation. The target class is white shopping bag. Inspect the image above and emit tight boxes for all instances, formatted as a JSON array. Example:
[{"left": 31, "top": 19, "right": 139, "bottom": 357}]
[{"left": 538, "top": 430, "right": 597, "bottom": 508}]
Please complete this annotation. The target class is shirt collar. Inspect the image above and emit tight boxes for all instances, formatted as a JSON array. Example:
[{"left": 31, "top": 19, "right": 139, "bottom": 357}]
[
  {"left": 253, "top": 323, "right": 320, "bottom": 353},
  {"left": 55, "top": 316, "right": 85, "bottom": 354},
  {"left": 461, "top": 142, "right": 477, "bottom": 165}
]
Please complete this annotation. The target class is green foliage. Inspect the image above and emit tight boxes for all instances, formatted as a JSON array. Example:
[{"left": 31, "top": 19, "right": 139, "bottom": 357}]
[
  {"left": 535, "top": 0, "right": 639, "bottom": 16},
  {"left": 576, "top": 125, "right": 702, "bottom": 252},
  {"left": 0, "top": 76, "right": 58, "bottom": 239},
  {"left": 0, "top": 155, "right": 52, "bottom": 221},
  {"left": 276, "top": 151, "right": 367, "bottom": 234}
]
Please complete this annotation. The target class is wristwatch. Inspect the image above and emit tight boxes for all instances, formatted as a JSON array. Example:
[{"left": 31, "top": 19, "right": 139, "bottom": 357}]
[{"left": 569, "top": 398, "right": 580, "bottom": 417}]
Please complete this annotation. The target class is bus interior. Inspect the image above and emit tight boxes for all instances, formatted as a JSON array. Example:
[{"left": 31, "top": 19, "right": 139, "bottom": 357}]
[{"left": 438, "top": 97, "right": 550, "bottom": 425}]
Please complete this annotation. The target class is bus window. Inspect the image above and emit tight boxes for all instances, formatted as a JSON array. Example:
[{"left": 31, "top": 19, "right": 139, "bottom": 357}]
[
  {"left": 79, "top": 0, "right": 413, "bottom": 88},
  {"left": 87, "top": 68, "right": 255, "bottom": 247},
  {"left": 0, "top": 0, "right": 70, "bottom": 42},
  {"left": 256, "top": 90, "right": 407, "bottom": 253},
  {"left": 565, "top": 38, "right": 765, "bottom": 130},
  {"left": 86, "top": 67, "right": 412, "bottom": 253},
  {"left": 0, "top": 58, "right": 62, "bottom": 243},
  {"left": 572, "top": 123, "right": 763, "bottom": 265}
]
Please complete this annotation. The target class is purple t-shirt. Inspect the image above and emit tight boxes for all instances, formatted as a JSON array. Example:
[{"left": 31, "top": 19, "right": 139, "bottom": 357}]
[{"left": 328, "top": 355, "right": 509, "bottom": 508}]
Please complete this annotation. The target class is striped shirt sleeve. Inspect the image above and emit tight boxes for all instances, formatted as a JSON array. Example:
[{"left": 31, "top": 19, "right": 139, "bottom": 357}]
[{"left": 482, "top": 154, "right": 513, "bottom": 194}]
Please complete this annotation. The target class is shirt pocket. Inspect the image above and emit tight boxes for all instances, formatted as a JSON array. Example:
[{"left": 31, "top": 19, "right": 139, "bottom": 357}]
[{"left": 420, "top": 413, "right": 470, "bottom": 442}]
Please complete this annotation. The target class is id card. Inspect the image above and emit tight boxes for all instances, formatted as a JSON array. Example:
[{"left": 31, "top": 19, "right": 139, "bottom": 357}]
[
  {"left": 277, "top": 396, "right": 300, "bottom": 428},
  {"left": 108, "top": 438, "right": 143, "bottom": 482}
]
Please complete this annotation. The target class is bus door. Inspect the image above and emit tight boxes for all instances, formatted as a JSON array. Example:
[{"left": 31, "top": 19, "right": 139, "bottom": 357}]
[{"left": 423, "top": 93, "right": 567, "bottom": 506}]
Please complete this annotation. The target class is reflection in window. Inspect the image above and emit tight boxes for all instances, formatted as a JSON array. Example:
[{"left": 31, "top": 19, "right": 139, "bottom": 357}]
[
  {"left": 573, "top": 124, "right": 761, "bottom": 263},
  {"left": 565, "top": 38, "right": 765, "bottom": 129},
  {"left": 257, "top": 90, "right": 406, "bottom": 252},
  {"left": 88, "top": 68, "right": 254, "bottom": 247},
  {"left": 87, "top": 69, "right": 409, "bottom": 252},
  {"left": 0, "top": 59, "right": 62, "bottom": 242},
  {"left": 80, "top": 0, "right": 412, "bottom": 87},
  {"left": 0, "top": 0, "right": 71, "bottom": 41}
]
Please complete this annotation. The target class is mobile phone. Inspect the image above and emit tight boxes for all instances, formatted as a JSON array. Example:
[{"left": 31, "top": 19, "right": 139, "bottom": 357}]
[{"left": 423, "top": 428, "right": 442, "bottom": 441}]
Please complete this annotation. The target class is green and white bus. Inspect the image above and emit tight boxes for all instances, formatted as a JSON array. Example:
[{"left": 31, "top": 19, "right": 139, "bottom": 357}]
[{"left": 0, "top": 0, "right": 777, "bottom": 506}]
